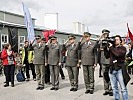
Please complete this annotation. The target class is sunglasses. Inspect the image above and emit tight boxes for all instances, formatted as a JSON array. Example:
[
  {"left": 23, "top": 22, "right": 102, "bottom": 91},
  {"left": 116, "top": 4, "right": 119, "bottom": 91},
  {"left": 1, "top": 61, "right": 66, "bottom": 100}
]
[{"left": 36, "top": 38, "right": 40, "bottom": 40}]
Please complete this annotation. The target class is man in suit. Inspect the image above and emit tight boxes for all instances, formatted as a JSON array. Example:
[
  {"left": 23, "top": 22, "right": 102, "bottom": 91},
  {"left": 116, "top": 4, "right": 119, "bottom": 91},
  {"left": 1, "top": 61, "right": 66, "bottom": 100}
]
[
  {"left": 79, "top": 32, "right": 97, "bottom": 94},
  {"left": 63, "top": 35, "right": 80, "bottom": 92},
  {"left": 46, "top": 35, "right": 62, "bottom": 90},
  {"left": 99, "top": 29, "right": 113, "bottom": 96},
  {"left": 33, "top": 35, "right": 46, "bottom": 90}
]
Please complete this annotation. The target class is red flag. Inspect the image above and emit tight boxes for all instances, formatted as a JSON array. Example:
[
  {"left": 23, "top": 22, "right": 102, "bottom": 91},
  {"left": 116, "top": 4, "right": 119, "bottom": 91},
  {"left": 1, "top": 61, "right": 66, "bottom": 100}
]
[
  {"left": 42, "top": 30, "right": 56, "bottom": 42},
  {"left": 127, "top": 23, "right": 133, "bottom": 41},
  {"left": 49, "top": 30, "right": 56, "bottom": 36}
]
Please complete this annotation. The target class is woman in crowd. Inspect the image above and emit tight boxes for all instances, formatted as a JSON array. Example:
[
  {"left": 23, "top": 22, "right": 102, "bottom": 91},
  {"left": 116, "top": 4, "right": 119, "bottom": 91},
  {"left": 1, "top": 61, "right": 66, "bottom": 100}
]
[{"left": 1, "top": 43, "right": 16, "bottom": 87}]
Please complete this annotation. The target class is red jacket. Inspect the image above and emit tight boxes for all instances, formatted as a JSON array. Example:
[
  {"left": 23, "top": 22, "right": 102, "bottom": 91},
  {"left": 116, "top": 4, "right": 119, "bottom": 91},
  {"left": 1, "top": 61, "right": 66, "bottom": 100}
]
[{"left": 1, "top": 49, "right": 16, "bottom": 66}]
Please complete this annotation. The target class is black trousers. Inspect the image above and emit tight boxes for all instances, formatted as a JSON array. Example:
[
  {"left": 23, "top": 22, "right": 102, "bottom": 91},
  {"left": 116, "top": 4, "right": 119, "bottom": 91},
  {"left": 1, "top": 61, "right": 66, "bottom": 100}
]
[
  {"left": 24, "top": 61, "right": 30, "bottom": 78},
  {"left": 0, "top": 65, "right": 2, "bottom": 74},
  {"left": 128, "top": 66, "right": 133, "bottom": 75},
  {"left": 25, "top": 60, "right": 36, "bottom": 79},
  {"left": 4, "top": 65, "right": 15, "bottom": 84},
  {"left": 99, "top": 63, "right": 102, "bottom": 76},
  {"left": 45, "top": 64, "right": 50, "bottom": 83},
  {"left": 60, "top": 66, "right": 65, "bottom": 78},
  {"left": 29, "top": 63, "right": 36, "bottom": 79}
]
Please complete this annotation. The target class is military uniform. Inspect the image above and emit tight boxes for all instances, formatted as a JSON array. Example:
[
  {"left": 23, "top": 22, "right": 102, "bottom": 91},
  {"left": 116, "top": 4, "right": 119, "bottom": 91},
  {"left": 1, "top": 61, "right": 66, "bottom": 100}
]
[
  {"left": 63, "top": 35, "right": 80, "bottom": 91},
  {"left": 33, "top": 35, "right": 46, "bottom": 89},
  {"left": 80, "top": 32, "right": 97, "bottom": 94},
  {"left": 99, "top": 29, "right": 112, "bottom": 95},
  {"left": 46, "top": 36, "right": 62, "bottom": 90}
]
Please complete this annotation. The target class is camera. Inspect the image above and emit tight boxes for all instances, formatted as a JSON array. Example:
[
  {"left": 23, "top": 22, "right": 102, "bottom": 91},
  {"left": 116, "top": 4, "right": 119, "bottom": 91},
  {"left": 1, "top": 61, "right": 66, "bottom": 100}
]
[{"left": 102, "top": 37, "right": 115, "bottom": 47}]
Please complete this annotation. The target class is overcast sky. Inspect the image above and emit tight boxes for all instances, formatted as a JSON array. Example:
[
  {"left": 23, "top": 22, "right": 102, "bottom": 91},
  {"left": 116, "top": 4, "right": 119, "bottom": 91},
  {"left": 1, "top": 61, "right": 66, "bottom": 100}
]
[{"left": 0, "top": 0, "right": 133, "bottom": 36}]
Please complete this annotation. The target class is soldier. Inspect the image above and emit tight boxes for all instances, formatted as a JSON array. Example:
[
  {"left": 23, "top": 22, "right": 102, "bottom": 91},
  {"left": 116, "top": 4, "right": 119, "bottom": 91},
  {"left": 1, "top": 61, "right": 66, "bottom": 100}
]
[
  {"left": 46, "top": 35, "right": 62, "bottom": 90},
  {"left": 32, "top": 35, "right": 46, "bottom": 90},
  {"left": 79, "top": 32, "right": 97, "bottom": 94},
  {"left": 63, "top": 35, "right": 80, "bottom": 92},
  {"left": 41, "top": 38, "right": 51, "bottom": 85},
  {"left": 98, "top": 29, "right": 113, "bottom": 96}
]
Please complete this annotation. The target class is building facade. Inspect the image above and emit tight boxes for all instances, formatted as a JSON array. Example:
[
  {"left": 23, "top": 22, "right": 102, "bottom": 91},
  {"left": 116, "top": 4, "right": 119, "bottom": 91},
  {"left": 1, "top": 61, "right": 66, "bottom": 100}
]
[{"left": 0, "top": 10, "right": 99, "bottom": 52}]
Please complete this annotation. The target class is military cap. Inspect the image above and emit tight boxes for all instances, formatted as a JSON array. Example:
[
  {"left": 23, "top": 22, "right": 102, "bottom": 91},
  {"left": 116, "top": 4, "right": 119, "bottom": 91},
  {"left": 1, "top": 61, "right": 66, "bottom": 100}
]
[
  {"left": 68, "top": 35, "right": 76, "bottom": 40},
  {"left": 83, "top": 32, "right": 91, "bottom": 37},
  {"left": 41, "top": 38, "right": 46, "bottom": 41},
  {"left": 102, "top": 29, "right": 110, "bottom": 34},
  {"left": 35, "top": 35, "right": 41, "bottom": 39},
  {"left": 50, "top": 35, "right": 57, "bottom": 40}
]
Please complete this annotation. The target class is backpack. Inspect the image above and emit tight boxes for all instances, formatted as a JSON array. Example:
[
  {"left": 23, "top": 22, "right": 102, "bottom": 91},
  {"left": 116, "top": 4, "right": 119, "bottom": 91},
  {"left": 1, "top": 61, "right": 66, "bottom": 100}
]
[{"left": 16, "top": 70, "right": 25, "bottom": 82}]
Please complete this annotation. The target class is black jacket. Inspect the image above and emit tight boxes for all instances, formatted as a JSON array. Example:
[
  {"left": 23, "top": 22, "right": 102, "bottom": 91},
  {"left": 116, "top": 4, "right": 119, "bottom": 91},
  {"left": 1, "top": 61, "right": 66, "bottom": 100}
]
[{"left": 105, "top": 45, "right": 130, "bottom": 86}]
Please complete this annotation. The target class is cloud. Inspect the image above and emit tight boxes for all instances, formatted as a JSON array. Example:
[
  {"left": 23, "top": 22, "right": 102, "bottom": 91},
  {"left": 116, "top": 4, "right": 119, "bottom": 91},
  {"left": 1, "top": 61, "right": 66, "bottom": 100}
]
[{"left": 0, "top": 0, "right": 132, "bottom": 36}]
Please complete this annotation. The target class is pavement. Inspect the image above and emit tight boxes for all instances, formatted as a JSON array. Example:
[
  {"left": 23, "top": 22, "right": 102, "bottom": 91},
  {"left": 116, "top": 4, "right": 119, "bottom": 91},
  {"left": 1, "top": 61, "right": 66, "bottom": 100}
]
[{"left": 0, "top": 66, "right": 133, "bottom": 100}]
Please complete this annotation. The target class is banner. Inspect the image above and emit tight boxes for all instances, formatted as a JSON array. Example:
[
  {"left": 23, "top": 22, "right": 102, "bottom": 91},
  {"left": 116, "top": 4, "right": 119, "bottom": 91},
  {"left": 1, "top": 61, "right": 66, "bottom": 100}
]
[{"left": 22, "top": 2, "right": 35, "bottom": 42}]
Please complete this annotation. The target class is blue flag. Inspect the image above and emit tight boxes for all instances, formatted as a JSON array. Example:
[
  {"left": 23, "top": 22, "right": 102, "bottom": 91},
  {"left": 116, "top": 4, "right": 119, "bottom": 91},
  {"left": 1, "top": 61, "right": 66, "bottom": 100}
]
[{"left": 22, "top": 3, "right": 35, "bottom": 42}]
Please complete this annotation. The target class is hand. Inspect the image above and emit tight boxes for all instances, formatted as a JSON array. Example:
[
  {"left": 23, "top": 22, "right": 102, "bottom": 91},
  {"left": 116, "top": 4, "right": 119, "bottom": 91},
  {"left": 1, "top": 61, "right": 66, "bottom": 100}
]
[
  {"left": 30, "top": 39, "right": 35, "bottom": 45},
  {"left": 7, "top": 51, "right": 12, "bottom": 56},
  {"left": 100, "top": 48, "right": 104, "bottom": 51},
  {"left": 45, "top": 63, "right": 48, "bottom": 66},
  {"left": 78, "top": 60, "right": 81, "bottom": 63},
  {"left": 58, "top": 63, "right": 61, "bottom": 66},
  {"left": 77, "top": 64, "right": 81, "bottom": 68},
  {"left": 128, "top": 57, "right": 131, "bottom": 60},
  {"left": 93, "top": 64, "right": 97, "bottom": 69},
  {"left": 109, "top": 43, "right": 112, "bottom": 47},
  {"left": 46, "top": 39, "right": 51, "bottom": 45},
  {"left": 80, "top": 37, "right": 84, "bottom": 42},
  {"left": 64, "top": 39, "right": 69, "bottom": 44}
]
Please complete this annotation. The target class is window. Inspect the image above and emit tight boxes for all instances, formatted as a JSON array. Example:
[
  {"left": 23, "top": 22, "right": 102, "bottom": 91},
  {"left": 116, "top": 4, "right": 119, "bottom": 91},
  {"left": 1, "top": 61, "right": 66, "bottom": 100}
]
[
  {"left": 1, "top": 34, "right": 8, "bottom": 50},
  {"left": 19, "top": 36, "right": 25, "bottom": 49}
]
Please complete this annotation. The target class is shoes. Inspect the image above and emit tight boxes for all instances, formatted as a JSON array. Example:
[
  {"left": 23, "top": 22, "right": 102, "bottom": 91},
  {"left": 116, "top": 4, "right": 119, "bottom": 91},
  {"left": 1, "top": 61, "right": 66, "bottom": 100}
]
[
  {"left": 46, "top": 82, "right": 51, "bottom": 85},
  {"left": 103, "top": 92, "right": 109, "bottom": 95},
  {"left": 26, "top": 78, "right": 30, "bottom": 81},
  {"left": 99, "top": 75, "right": 103, "bottom": 78},
  {"left": 85, "top": 90, "right": 90, "bottom": 94},
  {"left": 36, "top": 87, "right": 41, "bottom": 90},
  {"left": 33, "top": 78, "right": 36, "bottom": 81},
  {"left": 131, "top": 82, "right": 133, "bottom": 85},
  {"left": 50, "top": 87, "right": 55, "bottom": 90},
  {"left": 54, "top": 88, "right": 59, "bottom": 91},
  {"left": 39, "top": 87, "right": 44, "bottom": 90},
  {"left": 4, "top": 84, "right": 9, "bottom": 87},
  {"left": 109, "top": 92, "right": 113, "bottom": 96},
  {"left": 90, "top": 90, "right": 94, "bottom": 94},
  {"left": 11, "top": 84, "right": 14, "bottom": 87},
  {"left": 70, "top": 88, "right": 74, "bottom": 91},
  {"left": 73, "top": 88, "right": 78, "bottom": 92},
  {"left": 61, "top": 77, "right": 65, "bottom": 80}
]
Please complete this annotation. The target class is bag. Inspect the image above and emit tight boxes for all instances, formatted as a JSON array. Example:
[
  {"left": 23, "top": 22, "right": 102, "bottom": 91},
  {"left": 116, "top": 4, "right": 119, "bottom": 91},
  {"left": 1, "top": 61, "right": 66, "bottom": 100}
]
[{"left": 16, "top": 70, "right": 25, "bottom": 82}]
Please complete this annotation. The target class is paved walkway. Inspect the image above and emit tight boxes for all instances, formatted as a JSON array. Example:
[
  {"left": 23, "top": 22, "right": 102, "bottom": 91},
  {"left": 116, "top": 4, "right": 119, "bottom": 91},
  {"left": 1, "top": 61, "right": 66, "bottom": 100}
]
[{"left": 0, "top": 66, "right": 133, "bottom": 100}]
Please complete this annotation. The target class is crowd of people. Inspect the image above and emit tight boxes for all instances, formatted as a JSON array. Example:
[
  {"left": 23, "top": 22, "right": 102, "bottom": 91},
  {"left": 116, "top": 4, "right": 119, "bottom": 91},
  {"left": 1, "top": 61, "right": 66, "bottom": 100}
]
[{"left": 0, "top": 29, "right": 133, "bottom": 100}]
